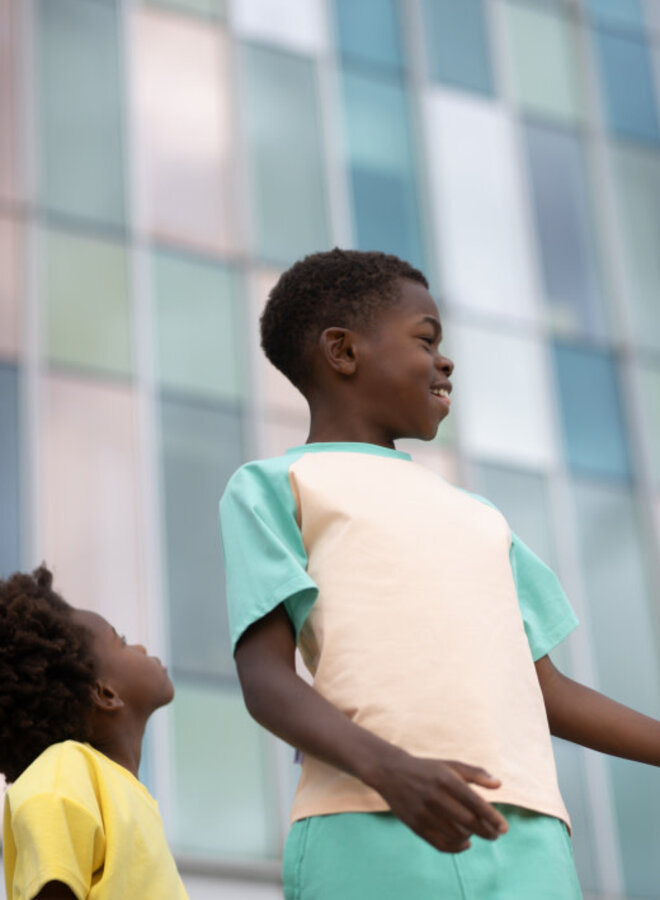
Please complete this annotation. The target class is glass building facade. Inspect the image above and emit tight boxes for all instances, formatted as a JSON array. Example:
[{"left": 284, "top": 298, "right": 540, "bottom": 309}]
[{"left": 1, "top": 0, "right": 660, "bottom": 897}]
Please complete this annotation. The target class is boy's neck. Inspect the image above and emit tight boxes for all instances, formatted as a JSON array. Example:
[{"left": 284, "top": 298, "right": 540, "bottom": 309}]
[
  {"left": 307, "top": 406, "right": 396, "bottom": 449},
  {"left": 91, "top": 719, "right": 147, "bottom": 778}
]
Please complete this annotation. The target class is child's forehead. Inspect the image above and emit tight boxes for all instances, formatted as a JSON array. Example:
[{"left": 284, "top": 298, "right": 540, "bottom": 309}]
[
  {"left": 370, "top": 279, "right": 442, "bottom": 329},
  {"left": 71, "top": 608, "right": 111, "bottom": 640}
]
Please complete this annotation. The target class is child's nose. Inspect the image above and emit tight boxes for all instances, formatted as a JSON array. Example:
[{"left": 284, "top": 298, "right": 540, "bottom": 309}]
[{"left": 436, "top": 354, "right": 454, "bottom": 376}]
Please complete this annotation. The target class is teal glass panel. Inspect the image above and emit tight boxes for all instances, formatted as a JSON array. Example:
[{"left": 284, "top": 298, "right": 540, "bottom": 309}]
[
  {"left": 421, "top": 0, "right": 494, "bottom": 95},
  {"left": 342, "top": 71, "right": 424, "bottom": 271},
  {"left": 638, "top": 363, "right": 660, "bottom": 488},
  {"left": 0, "top": 363, "right": 19, "bottom": 577},
  {"left": 145, "top": 0, "right": 226, "bottom": 17},
  {"left": 611, "top": 144, "right": 660, "bottom": 351},
  {"left": 240, "top": 43, "right": 330, "bottom": 266},
  {"left": 44, "top": 228, "right": 132, "bottom": 377},
  {"left": 171, "top": 681, "right": 278, "bottom": 858},
  {"left": 160, "top": 397, "right": 243, "bottom": 680},
  {"left": 592, "top": 29, "right": 659, "bottom": 144},
  {"left": 586, "top": 0, "right": 646, "bottom": 31},
  {"left": 523, "top": 121, "right": 606, "bottom": 337},
  {"left": 152, "top": 249, "right": 244, "bottom": 402},
  {"left": 334, "top": 0, "right": 403, "bottom": 72},
  {"left": 572, "top": 480, "right": 660, "bottom": 896},
  {"left": 553, "top": 344, "right": 631, "bottom": 480},
  {"left": 37, "top": 0, "right": 126, "bottom": 225}
]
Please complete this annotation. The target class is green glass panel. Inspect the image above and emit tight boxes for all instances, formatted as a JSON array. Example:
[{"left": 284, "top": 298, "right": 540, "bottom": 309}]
[
  {"left": 171, "top": 681, "right": 278, "bottom": 858},
  {"left": 0, "top": 363, "right": 20, "bottom": 578},
  {"left": 37, "top": 0, "right": 126, "bottom": 225},
  {"left": 240, "top": 43, "right": 330, "bottom": 265},
  {"left": 503, "top": 2, "right": 585, "bottom": 124},
  {"left": 334, "top": 0, "right": 403, "bottom": 72},
  {"left": 152, "top": 249, "right": 243, "bottom": 402},
  {"left": 638, "top": 363, "right": 660, "bottom": 488},
  {"left": 145, "top": 0, "right": 226, "bottom": 17},
  {"left": 421, "top": 0, "right": 494, "bottom": 95},
  {"left": 44, "top": 228, "right": 132, "bottom": 376}
]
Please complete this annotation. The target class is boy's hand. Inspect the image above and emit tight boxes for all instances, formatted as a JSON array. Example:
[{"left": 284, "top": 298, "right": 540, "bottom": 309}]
[{"left": 367, "top": 751, "right": 508, "bottom": 853}]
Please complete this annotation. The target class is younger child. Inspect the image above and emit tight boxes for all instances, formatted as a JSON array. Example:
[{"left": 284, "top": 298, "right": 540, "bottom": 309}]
[
  {"left": 220, "top": 248, "right": 660, "bottom": 899},
  {"left": 0, "top": 566, "right": 188, "bottom": 900}
]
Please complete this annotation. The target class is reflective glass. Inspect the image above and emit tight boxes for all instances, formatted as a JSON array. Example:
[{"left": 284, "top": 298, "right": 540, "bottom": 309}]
[
  {"left": 0, "top": 363, "right": 19, "bottom": 578},
  {"left": 334, "top": 0, "right": 403, "bottom": 72},
  {"left": 233, "top": 0, "right": 327, "bottom": 54},
  {"left": 572, "top": 480, "right": 660, "bottom": 896},
  {"left": 552, "top": 740, "right": 600, "bottom": 894},
  {"left": 37, "top": 0, "right": 126, "bottom": 225},
  {"left": 0, "top": 216, "right": 20, "bottom": 359},
  {"left": 342, "top": 71, "right": 424, "bottom": 271},
  {"left": 160, "top": 397, "right": 243, "bottom": 679},
  {"left": 425, "top": 91, "right": 538, "bottom": 322},
  {"left": 0, "top": 0, "right": 19, "bottom": 202},
  {"left": 592, "top": 29, "right": 660, "bottom": 144},
  {"left": 553, "top": 344, "right": 631, "bottom": 480},
  {"left": 152, "top": 249, "right": 244, "bottom": 402},
  {"left": 638, "top": 363, "right": 660, "bottom": 488},
  {"left": 146, "top": 0, "right": 226, "bottom": 17},
  {"left": 610, "top": 144, "right": 660, "bottom": 351},
  {"left": 503, "top": 3, "right": 585, "bottom": 124},
  {"left": 522, "top": 121, "right": 607, "bottom": 337},
  {"left": 171, "top": 682, "right": 278, "bottom": 857},
  {"left": 240, "top": 43, "right": 330, "bottom": 265},
  {"left": 452, "top": 323, "right": 557, "bottom": 468},
  {"left": 586, "top": 0, "right": 646, "bottom": 31},
  {"left": 133, "top": 11, "right": 237, "bottom": 255},
  {"left": 421, "top": 0, "right": 494, "bottom": 95},
  {"left": 44, "top": 228, "right": 132, "bottom": 377}
]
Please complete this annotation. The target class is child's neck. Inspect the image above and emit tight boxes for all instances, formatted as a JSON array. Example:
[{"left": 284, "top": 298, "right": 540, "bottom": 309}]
[
  {"left": 91, "top": 720, "right": 147, "bottom": 778},
  {"left": 307, "top": 407, "right": 395, "bottom": 449}
]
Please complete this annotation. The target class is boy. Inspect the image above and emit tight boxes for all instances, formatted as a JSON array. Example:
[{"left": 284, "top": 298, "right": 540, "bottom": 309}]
[
  {"left": 220, "top": 248, "right": 660, "bottom": 898},
  {"left": 0, "top": 565, "right": 189, "bottom": 900}
]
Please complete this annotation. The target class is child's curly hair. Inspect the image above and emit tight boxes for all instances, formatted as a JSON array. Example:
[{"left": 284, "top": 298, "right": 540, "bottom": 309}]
[{"left": 0, "top": 566, "right": 98, "bottom": 782}]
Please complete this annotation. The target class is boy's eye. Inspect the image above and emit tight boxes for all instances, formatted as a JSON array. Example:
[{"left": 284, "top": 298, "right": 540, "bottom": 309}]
[{"left": 419, "top": 336, "right": 434, "bottom": 346}]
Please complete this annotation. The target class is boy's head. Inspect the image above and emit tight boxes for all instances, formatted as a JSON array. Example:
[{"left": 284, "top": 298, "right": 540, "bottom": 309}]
[{"left": 0, "top": 566, "right": 173, "bottom": 782}]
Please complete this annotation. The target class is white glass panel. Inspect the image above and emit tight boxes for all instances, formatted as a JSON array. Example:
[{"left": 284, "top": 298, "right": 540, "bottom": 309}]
[
  {"left": 452, "top": 323, "right": 557, "bottom": 467},
  {"left": 424, "top": 89, "right": 540, "bottom": 323},
  {"left": 260, "top": 417, "right": 308, "bottom": 458},
  {"left": 230, "top": 0, "right": 327, "bottom": 54},
  {"left": 0, "top": 216, "right": 20, "bottom": 359},
  {"left": 132, "top": 10, "right": 238, "bottom": 255}
]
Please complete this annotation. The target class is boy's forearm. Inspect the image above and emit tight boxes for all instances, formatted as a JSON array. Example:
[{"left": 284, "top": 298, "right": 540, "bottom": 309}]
[{"left": 536, "top": 655, "right": 660, "bottom": 766}]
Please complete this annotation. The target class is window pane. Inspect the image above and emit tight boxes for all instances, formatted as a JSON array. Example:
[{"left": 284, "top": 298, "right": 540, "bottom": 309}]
[
  {"left": 160, "top": 397, "right": 243, "bottom": 679},
  {"left": 0, "top": 363, "right": 20, "bottom": 577},
  {"left": 240, "top": 43, "right": 330, "bottom": 265},
  {"left": 424, "top": 91, "right": 538, "bottom": 321},
  {"left": 43, "top": 227, "right": 132, "bottom": 377},
  {"left": 233, "top": 0, "right": 327, "bottom": 54},
  {"left": 37, "top": 0, "right": 126, "bottom": 225},
  {"left": 452, "top": 323, "right": 557, "bottom": 468},
  {"left": 421, "top": 0, "right": 494, "bottom": 95},
  {"left": 638, "top": 362, "right": 660, "bottom": 489},
  {"left": 341, "top": 71, "right": 424, "bottom": 271},
  {"left": 152, "top": 249, "right": 244, "bottom": 402},
  {"left": 591, "top": 29, "right": 660, "bottom": 144},
  {"left": 610, "top": 144, "right": 660, "bottom": 351},
  {"left": 145, "top": 0, "right": 226, "bottom": 17},
  {"left": 553, "top": 343, "right": 631, "bottom": 480},
  {"left": 334, "top": 0, "right": 403, "bottom": 72},
  {"left": 171, "top": 682, "right": 278, "bottom": 858},
  {"left": 522, "top": 120, "right": 607, "bottom": 337},
  {"left": 133, "top": 10, "right": 238, "bottom": 255},
  {"left": 0, "top": 0, "right": 20, "bottom": 202},
  {"left": 586, "top": 0, "right": 646, "bottom": 32},
  {"left": 502, "top": 3, "right": 585, "bottom": 124},
  {"left": 0, "top": 216, "right": 21, "bottom": 359}
]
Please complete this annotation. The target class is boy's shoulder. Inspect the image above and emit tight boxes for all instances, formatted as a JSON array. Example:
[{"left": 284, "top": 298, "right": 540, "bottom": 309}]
[{"left": 7, "top": 741, "right": 99, "bottom": 808}]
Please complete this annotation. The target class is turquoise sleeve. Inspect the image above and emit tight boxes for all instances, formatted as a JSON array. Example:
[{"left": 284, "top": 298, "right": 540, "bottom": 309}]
[
  {"left": 219, "top": 458, "right": 318, "bottom": 653},
  {"left": 510, "top": 532, "right": 579, "bottom": 661}
]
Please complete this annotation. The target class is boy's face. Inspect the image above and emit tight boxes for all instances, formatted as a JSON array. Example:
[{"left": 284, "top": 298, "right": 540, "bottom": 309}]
[
  {"left": 354, "top": 278, "right": 453, "bottom": 445},
  {"left": 73, "top": 609, "right": 174, "bottom": 715}
]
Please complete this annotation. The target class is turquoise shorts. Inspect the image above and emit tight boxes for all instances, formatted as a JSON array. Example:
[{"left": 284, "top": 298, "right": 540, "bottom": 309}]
[{"left": 283, "top": 805, "right": 583, "bottom": 900}]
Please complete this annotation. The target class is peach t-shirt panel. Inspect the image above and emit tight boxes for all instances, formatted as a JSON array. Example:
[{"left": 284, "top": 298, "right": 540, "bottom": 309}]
[{"left": 219, "top": 444, "right": 578, "bottom": 827}]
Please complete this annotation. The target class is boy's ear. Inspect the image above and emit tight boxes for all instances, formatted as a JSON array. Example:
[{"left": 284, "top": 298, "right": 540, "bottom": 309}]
[
  {"left": 319, "top": 327, "right": 359, "bottom": 376},
  {"left": 91, "top": 680, "right": 125, "bottom": 713}
]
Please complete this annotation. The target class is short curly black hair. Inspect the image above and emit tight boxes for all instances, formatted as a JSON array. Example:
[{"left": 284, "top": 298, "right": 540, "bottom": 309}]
[
  {"left": 0, "top": 566, "right": 98, "bottom": 783},
  {"left": 261, "top": 248, "right": 428, "bottom": 391}
]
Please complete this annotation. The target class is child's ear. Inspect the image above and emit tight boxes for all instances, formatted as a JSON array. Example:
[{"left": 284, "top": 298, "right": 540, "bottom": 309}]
[
  {"left": 91, "top": 680, "right": 125, "bottom": 712},
  {"left": 319, "top": 327, "right": 359, "bottom": 376}
]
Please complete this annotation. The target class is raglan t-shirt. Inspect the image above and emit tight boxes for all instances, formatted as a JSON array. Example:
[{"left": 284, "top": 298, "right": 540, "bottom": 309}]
[{"left": 219, "top": 443, "right": 578, "bottom": 827}]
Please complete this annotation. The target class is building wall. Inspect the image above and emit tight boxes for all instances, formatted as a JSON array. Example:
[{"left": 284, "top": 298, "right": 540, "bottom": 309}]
[{"left": 2, "top": 0, "right": 660, "bottom": 897}]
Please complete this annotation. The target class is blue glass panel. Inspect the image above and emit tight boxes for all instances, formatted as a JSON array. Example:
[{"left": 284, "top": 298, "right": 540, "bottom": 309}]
[
  {"left": 523, "top": 121, "right": 606, "bottom": 337},
  {"left": 421, "top": 0, "right": 494, "bottom": 95},
  {"left": 334, "top": 0, "right": 403, "bottom": 72},
  {"left": 586, "top": 0, "right": 646, "bottom": 31},
  {"left": 160, "top": 397, "right": 244, "bottom": 680},
  {"left": 592, "top": 28, "right": 660, "bottom": 144},
  {"left": 0, "top": 363, "right": 19, "bottom": 577},
  {"left": 553, "top": 344, "right": 631, "bottom": 480},
  {"left": 341, "top": 70, "right": 424, "bottom": 271}
]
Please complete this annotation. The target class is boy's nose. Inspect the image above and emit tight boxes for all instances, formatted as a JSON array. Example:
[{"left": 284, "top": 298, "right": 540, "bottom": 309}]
[
  {"left": 436, "top": 354, "right": 454, "bottom": 376},
  {"left": 133, "top": 643, "right": 148, "bottom": 654}
]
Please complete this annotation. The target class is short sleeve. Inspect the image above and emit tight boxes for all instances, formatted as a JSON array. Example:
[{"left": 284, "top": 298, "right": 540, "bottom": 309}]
[
  {"left": 510, "top": 531, "right": 579, "bottom": 660},
  {"left": 219, "top": 459, "right": 318, "bottom": 652}
]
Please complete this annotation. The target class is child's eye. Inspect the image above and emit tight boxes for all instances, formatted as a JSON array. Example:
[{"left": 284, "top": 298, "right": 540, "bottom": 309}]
[{"left": 419, "top": 336, "right": 434, "bottom": 346}]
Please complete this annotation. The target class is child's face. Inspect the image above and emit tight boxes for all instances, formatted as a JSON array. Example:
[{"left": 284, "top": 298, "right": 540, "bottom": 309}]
[
  {"left": 73, "top": 609, "right": 174, "bottom": 715},
  {"left": 353, "top": 278, "right": 453, "bottom": 444}
]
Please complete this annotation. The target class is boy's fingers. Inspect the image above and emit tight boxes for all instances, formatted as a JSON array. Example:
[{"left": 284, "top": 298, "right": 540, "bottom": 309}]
[{"left": 444, "top": 767, "right": 509, "bottom": 834}]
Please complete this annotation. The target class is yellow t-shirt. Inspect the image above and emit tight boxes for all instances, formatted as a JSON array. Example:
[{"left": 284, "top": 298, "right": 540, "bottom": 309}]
[{"left": 3, "top": 741, "right": 188, "bottom": 900}]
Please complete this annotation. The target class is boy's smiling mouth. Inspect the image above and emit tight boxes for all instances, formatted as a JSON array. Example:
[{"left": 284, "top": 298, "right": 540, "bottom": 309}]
[{"left": 430, "top": 382, "right": 452, "bottom": 406}]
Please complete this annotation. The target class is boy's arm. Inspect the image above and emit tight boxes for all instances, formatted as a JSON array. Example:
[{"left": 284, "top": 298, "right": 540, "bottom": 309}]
[
  {"left": 536, "top": 655, "right": 660, "bottom": 764},
  {"left": 235, "top": 604, "right": 508, "bottom": 853}
]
